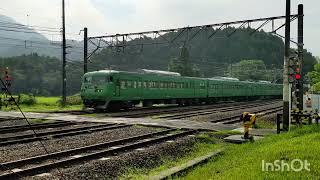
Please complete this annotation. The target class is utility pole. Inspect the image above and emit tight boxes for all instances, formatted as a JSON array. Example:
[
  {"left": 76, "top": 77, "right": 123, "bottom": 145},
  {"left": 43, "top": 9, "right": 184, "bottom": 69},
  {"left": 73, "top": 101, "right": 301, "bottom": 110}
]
[
  {"left": 83, "top": 27, "right": 88, "bottom": 74},
  {"left": 283, "top": 0, "right": 291, "bottom": 131},
  {"left": 297, "top": 4, "right": 304, "bottom": 110},
  {"left": 62, "top": 0, "right": 67, "bottom": 105}
]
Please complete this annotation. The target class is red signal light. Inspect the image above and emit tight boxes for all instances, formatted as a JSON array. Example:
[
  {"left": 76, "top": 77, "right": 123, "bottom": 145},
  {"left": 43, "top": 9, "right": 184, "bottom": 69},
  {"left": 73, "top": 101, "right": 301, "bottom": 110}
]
[{"left": 295, "top": 74, "right": 301, "bottom": 80}]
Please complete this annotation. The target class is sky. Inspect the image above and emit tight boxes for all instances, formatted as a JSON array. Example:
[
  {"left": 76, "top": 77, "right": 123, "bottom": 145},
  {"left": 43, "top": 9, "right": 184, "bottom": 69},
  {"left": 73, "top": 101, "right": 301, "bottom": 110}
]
[{"left": 0, "top": 0, "right": 319, "bottom": 57}]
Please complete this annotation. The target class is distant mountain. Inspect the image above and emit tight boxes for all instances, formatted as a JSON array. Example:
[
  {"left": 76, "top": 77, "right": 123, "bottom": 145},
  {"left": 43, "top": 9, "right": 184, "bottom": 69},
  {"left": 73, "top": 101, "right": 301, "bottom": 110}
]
[{"left": 0, "top": 15, "right": 83, "bottom": 60}]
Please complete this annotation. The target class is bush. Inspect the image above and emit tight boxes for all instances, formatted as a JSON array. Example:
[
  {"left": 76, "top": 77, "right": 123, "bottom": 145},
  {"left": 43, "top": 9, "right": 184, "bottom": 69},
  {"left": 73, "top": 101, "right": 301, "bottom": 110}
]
[
  {"left": 56, "top": 94, "right": 83, "bottom": 106},
  {"left": 18, "top": 94, "right": 37, "bottom": 105},
  {"left": 66, "top": 94, "right": 82, "bottom": 105}
]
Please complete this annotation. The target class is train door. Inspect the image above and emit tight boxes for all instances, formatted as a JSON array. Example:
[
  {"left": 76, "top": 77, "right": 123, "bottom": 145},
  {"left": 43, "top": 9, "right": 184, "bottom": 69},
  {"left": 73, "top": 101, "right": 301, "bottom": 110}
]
[
  {"left": 138, "top": 77, "right": 142, "bottom": 99},
  {"left": 115, "top": 76, "right": 120, "bottom": 97},
  {"left": 206, "top": 80, "right": 209, "bottom": 98}
]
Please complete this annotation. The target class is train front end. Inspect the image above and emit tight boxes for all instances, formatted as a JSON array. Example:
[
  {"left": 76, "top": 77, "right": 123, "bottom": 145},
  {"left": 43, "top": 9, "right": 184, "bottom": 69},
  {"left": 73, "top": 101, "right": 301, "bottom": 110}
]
[{"left": 80, "top": 70, "right": 116, "bottom": 109}]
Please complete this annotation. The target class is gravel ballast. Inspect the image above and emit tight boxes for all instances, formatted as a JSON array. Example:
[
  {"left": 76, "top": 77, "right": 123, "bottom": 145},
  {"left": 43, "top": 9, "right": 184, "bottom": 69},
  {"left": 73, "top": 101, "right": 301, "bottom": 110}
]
[
  {"left": 27, "top": 136, "right": 198, "bottom": 180},
  {"left": 0, "top": 126, "right": 162, "bottom": 163}
]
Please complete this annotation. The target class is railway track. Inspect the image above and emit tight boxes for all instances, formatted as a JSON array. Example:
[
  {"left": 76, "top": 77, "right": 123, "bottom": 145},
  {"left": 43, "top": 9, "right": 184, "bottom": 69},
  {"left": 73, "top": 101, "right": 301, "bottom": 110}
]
[
  {"left": 158, "top": 101, "right": 280, "bottom": 120},
  {"left": 0, "top": 123, "right": 130, "bottom": 146},
  {"left": 112, "top": 100, "right": 280, "bottom": 118},
  {"left": 0, "top": 117, "right": 24, "bottom": 122},
  {"left": 210, "top": 106, "right": 283, "bottom": 124},
  {"left": 109, "top": 101, "right": 238, "bottom": 118},
  {"left": 0, "top": 128, "right": 197, "bottom": 179},
  {"left": 0, "top": 121, "right": 79, "bottom": 134}
]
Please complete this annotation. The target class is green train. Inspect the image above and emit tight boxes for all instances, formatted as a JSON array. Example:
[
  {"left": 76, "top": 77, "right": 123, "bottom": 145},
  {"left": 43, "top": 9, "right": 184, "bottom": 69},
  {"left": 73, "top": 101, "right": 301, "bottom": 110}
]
[{"left": 80, "top": 70, "right": 283, "bottom": 110}]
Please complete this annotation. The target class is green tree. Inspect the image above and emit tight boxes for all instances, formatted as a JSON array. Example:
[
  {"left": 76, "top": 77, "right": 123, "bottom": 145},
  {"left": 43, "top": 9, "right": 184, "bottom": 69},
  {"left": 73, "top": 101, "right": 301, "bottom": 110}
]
[
  {"left": 168, "top": 46, "right": 201, "bottom": 77},
  {"left": 307, "top": 63, "right": 320, "bottom": 93},
  {"left": 228, "top": 60, "right": 267, "bottom": 81}
]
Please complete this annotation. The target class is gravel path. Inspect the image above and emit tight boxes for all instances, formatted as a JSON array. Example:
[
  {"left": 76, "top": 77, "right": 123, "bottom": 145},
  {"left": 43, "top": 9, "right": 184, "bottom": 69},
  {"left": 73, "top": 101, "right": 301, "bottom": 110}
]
[
  {"left": 0, "top": 126, "right": 162, "bottom": 163},
  {"left": 27, "top": 136, "right": 197, "bottom": 180},
  {"left": 0, "top": 119, "right": 29, "bottom": 127}
]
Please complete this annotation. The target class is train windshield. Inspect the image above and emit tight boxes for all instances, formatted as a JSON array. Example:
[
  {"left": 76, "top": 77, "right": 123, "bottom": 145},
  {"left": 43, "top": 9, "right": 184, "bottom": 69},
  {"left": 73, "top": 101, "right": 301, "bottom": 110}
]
[{"left": 84, "top": 75, "right": 113, "bottom": 84}]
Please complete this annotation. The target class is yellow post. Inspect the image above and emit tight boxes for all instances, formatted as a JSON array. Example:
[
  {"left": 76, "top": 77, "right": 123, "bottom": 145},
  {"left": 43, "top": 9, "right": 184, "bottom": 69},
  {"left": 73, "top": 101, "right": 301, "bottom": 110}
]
[{"left": 240, "top": 112, "right": 256, "bottom": 139}]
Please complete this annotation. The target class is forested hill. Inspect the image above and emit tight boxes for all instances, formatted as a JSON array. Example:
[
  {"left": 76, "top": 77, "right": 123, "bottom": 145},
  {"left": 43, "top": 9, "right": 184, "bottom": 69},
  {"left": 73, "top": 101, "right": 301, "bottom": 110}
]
[
  {"left": 0, "top": 28, "right": 317, "bottom": 96},
  {"left": 91, "top": 27, "right": 316, "bottom": 77}
]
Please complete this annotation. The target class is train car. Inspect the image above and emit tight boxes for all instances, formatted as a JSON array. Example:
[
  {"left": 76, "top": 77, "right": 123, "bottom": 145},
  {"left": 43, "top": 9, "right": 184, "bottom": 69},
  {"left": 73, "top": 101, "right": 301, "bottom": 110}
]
[{"left": 81, "top": 70, "right": 282, "bottom": 110}]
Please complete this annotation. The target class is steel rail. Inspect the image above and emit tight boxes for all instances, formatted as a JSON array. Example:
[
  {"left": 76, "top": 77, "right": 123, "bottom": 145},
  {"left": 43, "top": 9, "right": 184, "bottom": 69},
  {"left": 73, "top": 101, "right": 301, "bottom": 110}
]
[
  {"left": 159, "top": 101, "right": 280, "bottom": 119},
  {"left": 0, "top": 124, "right": 130, "bottom": 146},
  {"left": 114, "top": 101, "right": 245, "bottom": 118},
  {"left": 210, "top": 106, "right": 283, "bottom": 124},
  {"left": 0, "top": 129, "right": 196, "bottom": 179},
  {"left": 113, "top": 100, "right": 280, "bottom": 118},
  {"left": 0, "top": 121, "right": 76, "bottom": 134},
  {"left": 163, "top": 103, "right": 277, "bottom": 120}
]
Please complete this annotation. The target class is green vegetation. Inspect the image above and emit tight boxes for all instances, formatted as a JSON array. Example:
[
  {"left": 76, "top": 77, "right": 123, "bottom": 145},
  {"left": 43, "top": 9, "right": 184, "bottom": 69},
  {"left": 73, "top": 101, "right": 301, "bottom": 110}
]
[
  {"left": 180, "top": 125, "right": 320, "bottom": 180},
  {"left": 308, "top": 63, "right": 320, "bottom": 93},
  {"left": 120, "top": 125, "right": 320, "bottom": 179},
  {"left": 1, "top": 28, "right": 317, "bottom": 97},
  {"left": 18, "top": 94, "right": 37, "bottom": 105},
  {"left": 227, "top": 60, "right": 282, "bottom": 82},
  {"left": 1, "top": 53, "right": 82, "bottom": 96},
  {"left": 168, "top": 46, "right": 201, "bottom": 77},
  {"left": 2, "top": 96, "right": 82, "bottom": 112},
  {"left": 255, "top": 117, "right": 276, "bottom": 129},
  {"left": 121, "top": 134, "right": 221, "bottom": 179}
]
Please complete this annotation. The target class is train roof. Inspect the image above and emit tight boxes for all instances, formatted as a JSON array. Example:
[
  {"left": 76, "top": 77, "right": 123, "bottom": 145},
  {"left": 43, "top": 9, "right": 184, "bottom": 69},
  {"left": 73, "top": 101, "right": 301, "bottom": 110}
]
[
  {"left": 84, "top": 70, "right": 282, "bottom": 85},
  {"left": 138, "top": 69, "right": 181, "bottom": 76},
  {"left": 85, "top": 70, "right": 182, "bottom": 77}
]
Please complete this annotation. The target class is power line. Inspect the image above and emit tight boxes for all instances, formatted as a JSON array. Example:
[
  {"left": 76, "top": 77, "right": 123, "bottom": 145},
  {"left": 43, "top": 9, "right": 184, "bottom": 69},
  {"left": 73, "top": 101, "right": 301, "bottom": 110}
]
[
  {"left": 0, "top": 19, "right": 61, "bottom": 30},
  {"left": 0, "top": 24, "right": 61, "bottom": 33},
  {"left": 0, "top": 27, "right": 61, "bottom": 36}
]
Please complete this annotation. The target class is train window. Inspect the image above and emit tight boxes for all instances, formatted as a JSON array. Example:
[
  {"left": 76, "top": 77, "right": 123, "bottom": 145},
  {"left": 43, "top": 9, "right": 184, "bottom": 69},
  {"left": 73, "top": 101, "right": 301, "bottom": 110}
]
[
  {"left": 120, "top": 81, "right": 126, "bottom": 89},
  {"left": 143, "top": 82, "right": 147, "bottom": 88},
  {"left": 92, "top": 76, "right": 105, "bottom": 84},
  {"left": 138, "top": 81, "right": 142, "bottom": 88},
  {"left": 84, "top": 77, "right": 92, "bottom": 83},
  {"left": 134, "top": 81, "right": 137, "bottom": 88},
  {"left": 109, "top": 76, "right": 113, "bottom": 82},
  {"left": 127, "top": 81, "right": 132, "bottom": 88}
]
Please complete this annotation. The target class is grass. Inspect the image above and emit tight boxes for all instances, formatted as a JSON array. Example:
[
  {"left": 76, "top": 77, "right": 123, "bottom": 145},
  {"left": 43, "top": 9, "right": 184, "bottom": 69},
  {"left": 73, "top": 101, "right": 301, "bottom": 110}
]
[
  {"left": 180, "top": 125, "right": 320, "bottom": 180},
  {"left": 120, "top": 133, "right": 222, "bottom": 179},
  {"left": 19, "top": 104, "right": 82, "bottom": 112},
  {"left": 119, "top": 125, "right": 320, "bottom": 179},
  {"left": 1, "top": 96, "right": 82, "bottom": 112},
  {"left": 255, "top": 117, "right": 276, "bottom": 129}
]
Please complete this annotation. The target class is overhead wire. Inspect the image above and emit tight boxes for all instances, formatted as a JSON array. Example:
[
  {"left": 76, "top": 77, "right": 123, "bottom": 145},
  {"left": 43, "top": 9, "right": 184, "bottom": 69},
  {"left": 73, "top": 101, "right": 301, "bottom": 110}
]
[{"left": 0, "top": 78, "right": 65, "bottom": 179}]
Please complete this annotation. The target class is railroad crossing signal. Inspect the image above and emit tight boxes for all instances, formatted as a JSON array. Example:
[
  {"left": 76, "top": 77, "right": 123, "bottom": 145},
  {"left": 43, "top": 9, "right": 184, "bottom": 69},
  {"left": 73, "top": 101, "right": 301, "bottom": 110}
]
[
  {"left": 4, "top": 67, "right": 12, "bottom": 88},
  {"left": 288, "top": 56, "right": 299, "bottom": 83},
  {"left": 289, "top": 54, "right": 303, "bottom": 109}
]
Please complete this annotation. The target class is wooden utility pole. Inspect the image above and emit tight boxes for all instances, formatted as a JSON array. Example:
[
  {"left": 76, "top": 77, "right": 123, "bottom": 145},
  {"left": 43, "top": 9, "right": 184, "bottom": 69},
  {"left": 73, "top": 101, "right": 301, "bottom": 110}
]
[
  {"left": 297, "top": 4, "right": 304, "bottom": 110},
  {"left": 84, "top": 27, "right": 88, "bottom": 74},
  {"left": 62, "top": 0, "right": 67, "bottom": 105},
  {"left": 283, "top": 0, "right": 291, "bottom": 131}
]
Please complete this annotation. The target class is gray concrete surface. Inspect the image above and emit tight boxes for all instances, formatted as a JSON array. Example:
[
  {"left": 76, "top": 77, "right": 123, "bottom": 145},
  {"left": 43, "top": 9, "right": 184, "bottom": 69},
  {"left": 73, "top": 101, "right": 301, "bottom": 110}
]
[{"left": 0, "top": 111, "right": 277, "bottom": 135}]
